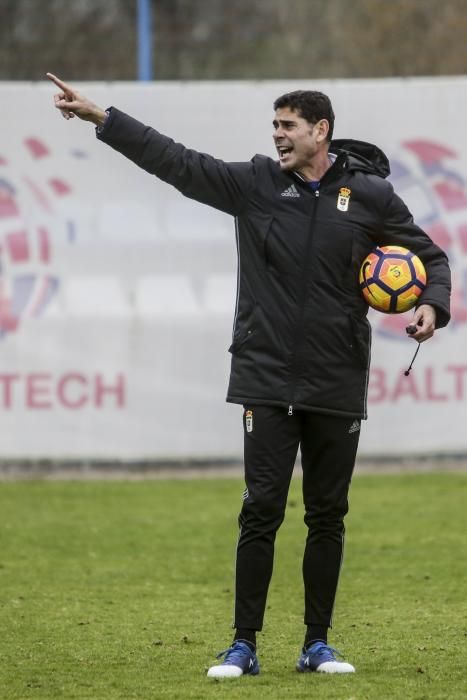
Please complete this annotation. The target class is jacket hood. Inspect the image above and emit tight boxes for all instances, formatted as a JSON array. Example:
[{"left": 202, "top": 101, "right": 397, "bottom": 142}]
[{"left": 330, "top": 138, "right": 390, "bottom": 178}]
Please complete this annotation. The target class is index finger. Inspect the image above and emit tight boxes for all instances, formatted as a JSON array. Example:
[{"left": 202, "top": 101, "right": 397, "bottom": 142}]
[{"left": 46, "top": 73, "right": 73, "bottom": 96}]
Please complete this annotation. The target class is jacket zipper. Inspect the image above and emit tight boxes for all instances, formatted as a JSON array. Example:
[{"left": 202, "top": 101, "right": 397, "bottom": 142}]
[{"left": 287, "top": 188, "right": 321, "bottom": 415}]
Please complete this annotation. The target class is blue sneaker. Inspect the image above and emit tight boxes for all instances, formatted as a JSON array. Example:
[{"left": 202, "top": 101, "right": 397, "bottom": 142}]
[
  {"left": 296, "top": 641, "right": 355, "bottom": 674},
  {"left": 207, "top": 641, "right": 260, "bottom": 679}
]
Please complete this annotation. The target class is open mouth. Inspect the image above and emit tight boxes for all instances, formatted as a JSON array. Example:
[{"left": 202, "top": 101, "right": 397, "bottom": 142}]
[{"left": 277, "top": 146, "right": 293, "bottom": 161}]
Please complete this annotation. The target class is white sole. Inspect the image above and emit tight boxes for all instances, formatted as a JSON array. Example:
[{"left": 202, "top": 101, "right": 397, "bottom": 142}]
[
  {"left": 207, "top": 665, "right": 243, "bottom": 679},
  {"left": 316, "top": 660, "right": 355, "bottom": 673}
]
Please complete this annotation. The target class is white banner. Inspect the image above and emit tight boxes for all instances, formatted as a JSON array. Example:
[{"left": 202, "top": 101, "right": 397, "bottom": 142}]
[{"left": 0, "top": 78, "right": 465, "bottom": 458}]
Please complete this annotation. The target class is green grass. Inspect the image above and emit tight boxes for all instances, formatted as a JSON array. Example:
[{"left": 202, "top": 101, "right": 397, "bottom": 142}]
[{"left": 0, "top": 473, "right": 466, "bottom": 699}]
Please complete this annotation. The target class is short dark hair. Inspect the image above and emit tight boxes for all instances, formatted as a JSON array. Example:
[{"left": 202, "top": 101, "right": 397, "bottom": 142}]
[{"left": 273, "top": 90, "right": 335, "bottom": 141}]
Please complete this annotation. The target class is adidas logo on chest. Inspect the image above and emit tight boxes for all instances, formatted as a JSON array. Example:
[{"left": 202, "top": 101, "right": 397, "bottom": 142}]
[{"left": 281, "top": 184, "right": 300, "bottom": 198}]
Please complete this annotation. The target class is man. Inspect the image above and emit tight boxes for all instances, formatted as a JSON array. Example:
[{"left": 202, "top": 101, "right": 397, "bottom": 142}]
[{"left": 47, "top": 74, "right": 451, "bottom": 678}]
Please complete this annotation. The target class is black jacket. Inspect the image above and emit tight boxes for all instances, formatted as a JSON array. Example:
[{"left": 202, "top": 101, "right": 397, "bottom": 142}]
[{"left": 98, "top": 109, "right": 451, "bottom": 419}]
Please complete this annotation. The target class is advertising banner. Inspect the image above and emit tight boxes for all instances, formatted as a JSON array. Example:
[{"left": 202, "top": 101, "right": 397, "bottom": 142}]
[{"left": 0, "top": 78, "right": 465, "bottom": 458}]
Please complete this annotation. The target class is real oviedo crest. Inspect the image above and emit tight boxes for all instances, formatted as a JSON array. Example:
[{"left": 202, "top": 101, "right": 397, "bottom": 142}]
[{"left": 337, "top": 186, "right": 351, "bottom": 212}]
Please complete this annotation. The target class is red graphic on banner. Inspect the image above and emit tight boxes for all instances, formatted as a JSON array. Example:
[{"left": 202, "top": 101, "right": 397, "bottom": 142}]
[
  {"left": 403, "top": 141, "right": 457, "bottom": 163},
  {"left": 6, "top": 231, "right": 29, "bottom": 262},
  {"left": 24, "top": 138, "right": 50, "bottom": 159},
  {"left": 49, "top": 178, "right": 71, "bottom": 196},
  {"left": 0, "top": 136, "right": 77, "bottom": 336}
]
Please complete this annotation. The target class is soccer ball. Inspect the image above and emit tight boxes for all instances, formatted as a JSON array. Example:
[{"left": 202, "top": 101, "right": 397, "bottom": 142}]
[{"left": 359, "top": 245, "right": 427, "bottom": 313}]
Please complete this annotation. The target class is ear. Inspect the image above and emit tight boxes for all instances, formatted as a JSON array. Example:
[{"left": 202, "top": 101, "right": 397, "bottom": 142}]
[{"left": 315, "top": 119, "right": 330, "bottom": 143}]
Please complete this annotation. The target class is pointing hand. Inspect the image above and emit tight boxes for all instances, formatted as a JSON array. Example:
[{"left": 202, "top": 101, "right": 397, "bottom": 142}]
[{"left": 46, "top": 73, "right": 107, "bottom": 126}]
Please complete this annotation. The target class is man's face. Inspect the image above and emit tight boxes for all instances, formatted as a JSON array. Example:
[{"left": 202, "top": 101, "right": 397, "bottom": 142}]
[{"left": 273, "top": 107, "right": 327, "bottom": 172}]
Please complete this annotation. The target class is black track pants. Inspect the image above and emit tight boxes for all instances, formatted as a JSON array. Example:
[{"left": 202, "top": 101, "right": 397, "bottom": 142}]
[{"left": 234, "top": 405, "right": 360, "bottom": 631}]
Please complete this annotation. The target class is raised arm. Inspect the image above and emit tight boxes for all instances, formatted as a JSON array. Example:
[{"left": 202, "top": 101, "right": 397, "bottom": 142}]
[
  {"left": 47, "top": 74, "right": 256, "bottom": 216},
  {"left": 46, "top": 73, "right": 107, "bottom": 126}
]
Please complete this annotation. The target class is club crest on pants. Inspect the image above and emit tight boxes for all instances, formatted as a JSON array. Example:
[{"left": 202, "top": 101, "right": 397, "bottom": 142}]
[{"left": 245, "top": 410, "right": 254, "bottom": 433}]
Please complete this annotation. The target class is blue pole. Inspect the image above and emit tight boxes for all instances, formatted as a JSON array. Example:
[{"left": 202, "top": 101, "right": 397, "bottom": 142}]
[{"left": 137, "top": 0, "right": 153, "bottom": 81}]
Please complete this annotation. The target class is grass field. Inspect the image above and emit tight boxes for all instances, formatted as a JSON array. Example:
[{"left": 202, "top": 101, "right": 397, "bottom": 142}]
[{"left": 1, "top": 472, "right": 466, "bottom": 700}]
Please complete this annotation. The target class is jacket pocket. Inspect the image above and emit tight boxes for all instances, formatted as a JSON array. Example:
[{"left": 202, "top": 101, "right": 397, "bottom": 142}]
[
  {"left": 229, "top": 304, "right": 259, "bottom": 355},
  {"left": 348, "top": 314, "right": 371, "bottom": 369}
]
